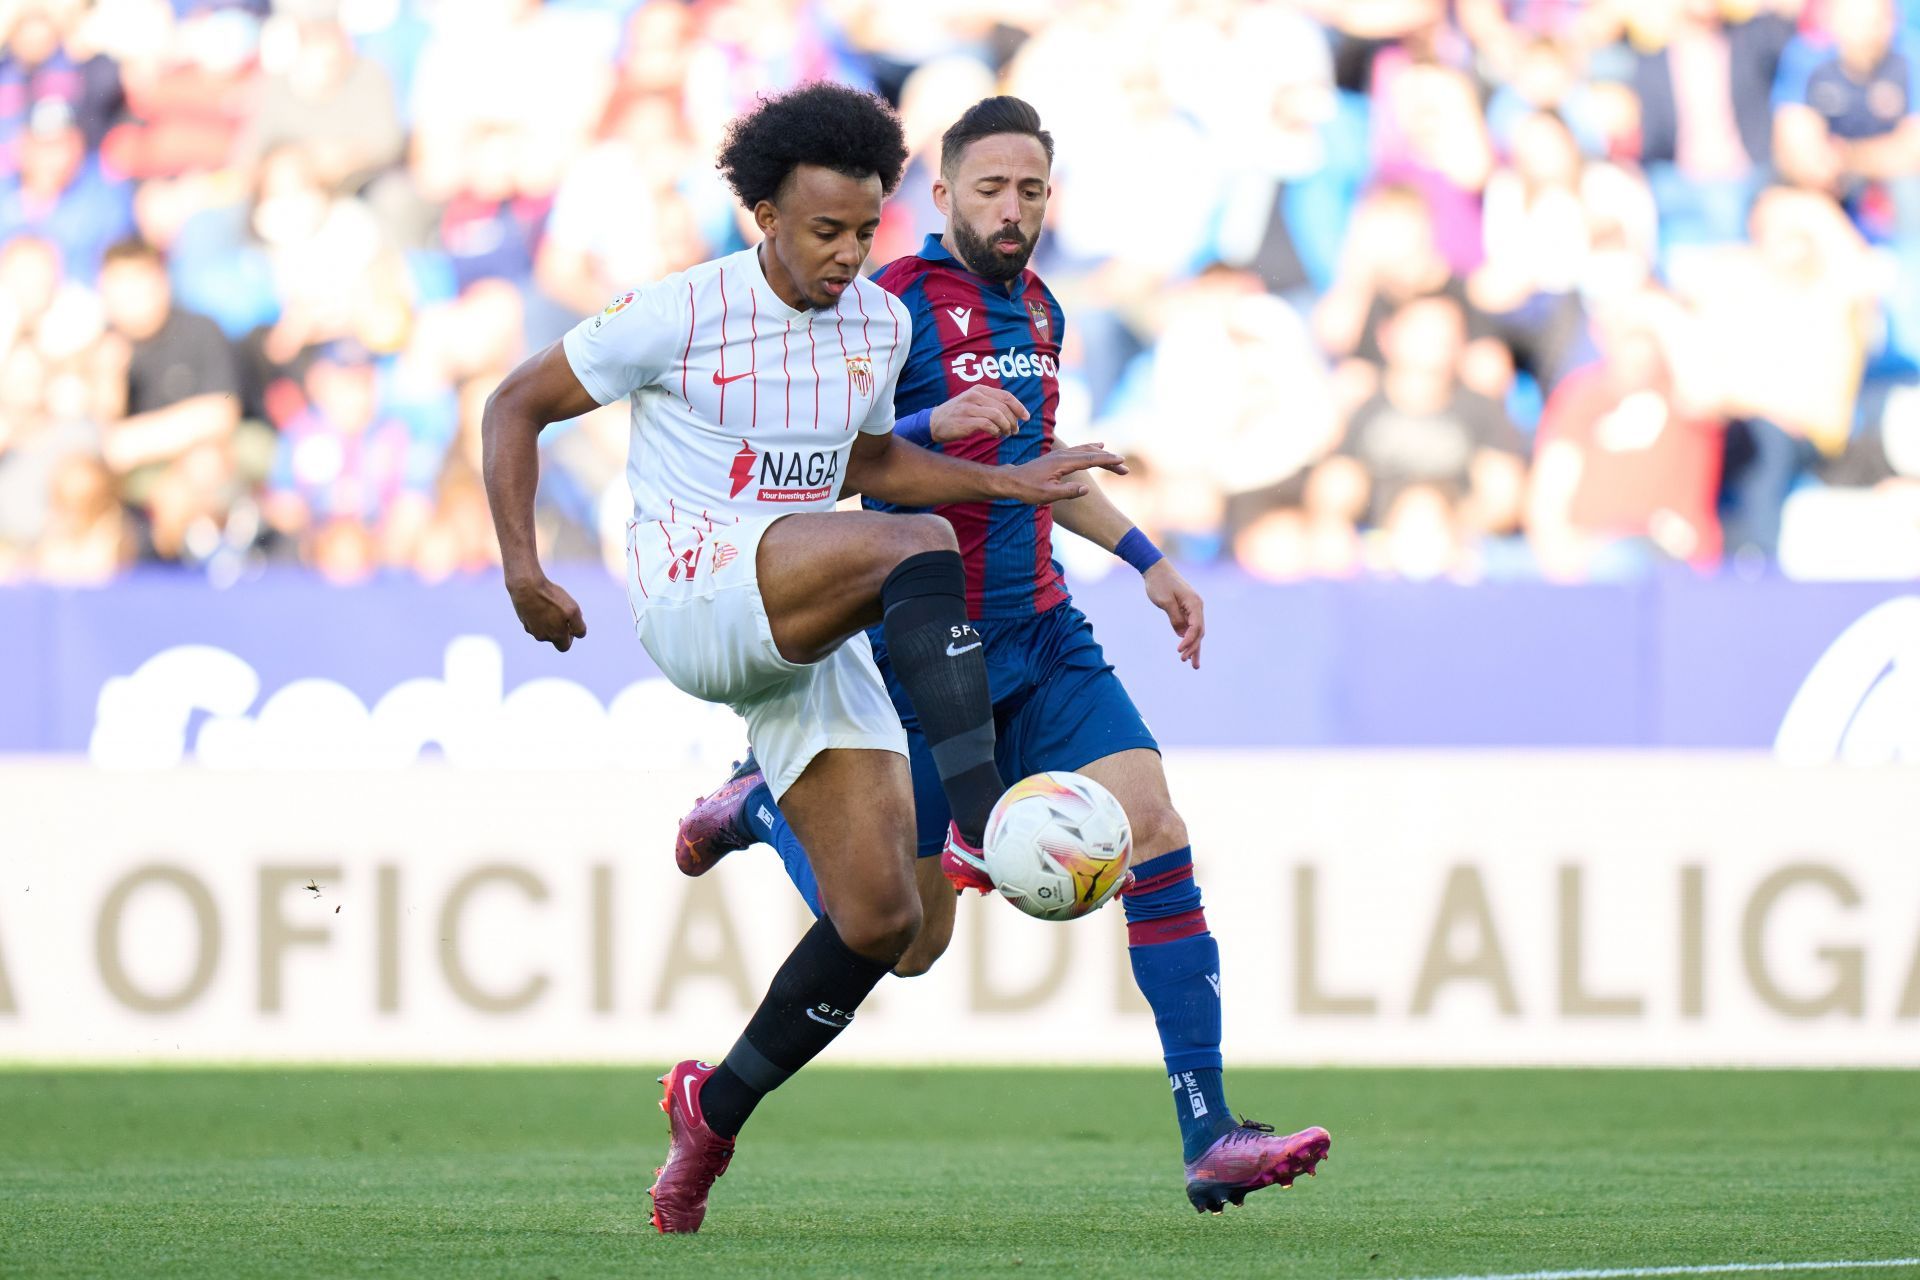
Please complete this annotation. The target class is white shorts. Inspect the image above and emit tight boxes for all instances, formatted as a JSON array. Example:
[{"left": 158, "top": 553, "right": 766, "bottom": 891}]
[{"left": 625, "top": 513, "right": 907, "bottom": 799}]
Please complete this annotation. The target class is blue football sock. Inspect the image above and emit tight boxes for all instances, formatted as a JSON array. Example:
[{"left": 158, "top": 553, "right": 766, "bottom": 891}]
[
  {"left": 744, "top": 781, "right": 823, "bottom": 918},
  {"left": 1166, "top": 1067, "right": 1231, "bottom": 1161},
  {"left": 742, "top": 781, "right": 779, "bottom": 845},
  {"left": 1122, "top": 846, "right": 1236, "bottom": 1162}
]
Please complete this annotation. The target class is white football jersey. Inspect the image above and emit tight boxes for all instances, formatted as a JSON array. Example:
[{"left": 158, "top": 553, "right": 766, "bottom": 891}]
[{"left": 563, "top": 244, "right": 911, "bottom": 535}]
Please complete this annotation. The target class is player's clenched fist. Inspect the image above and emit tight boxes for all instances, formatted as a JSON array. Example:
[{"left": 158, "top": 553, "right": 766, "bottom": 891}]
[
  {"left": 507, "top": 573, "right": 588, "bottom": 652},
  {"left": 998, "top": 444, "right": 1128, "bottom": 505},
  {"left": 929, "top": 385, "right": 1028, "bottom": 442}
]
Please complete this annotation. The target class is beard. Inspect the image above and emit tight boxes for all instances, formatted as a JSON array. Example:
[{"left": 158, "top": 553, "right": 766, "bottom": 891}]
[{"left": 950, "top": 216, "right": 1038, "bottom": 284}]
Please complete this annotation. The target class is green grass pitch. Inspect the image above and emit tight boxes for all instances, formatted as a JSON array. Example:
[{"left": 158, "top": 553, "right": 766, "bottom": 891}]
[{"left": 1, "top": 1067, "right": 1915, "bottom": 1279}]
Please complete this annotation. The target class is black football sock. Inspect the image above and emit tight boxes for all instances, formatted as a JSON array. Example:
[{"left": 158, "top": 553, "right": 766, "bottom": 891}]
[
  {"left": 699, "top": 917, "right": 893, "bottom": 1138},
  {"left": 879, "top": 550, "right": 1002, "bottom": 844}
]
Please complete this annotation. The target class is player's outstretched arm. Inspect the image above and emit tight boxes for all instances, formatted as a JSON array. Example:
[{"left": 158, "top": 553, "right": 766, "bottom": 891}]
[
  {"left": 1051, "top": 477, "right": 1134, "bottom": 551},
  {"left": 481, "top": 341, "right": 599, "bottom": 652},
  {"left": 843, "top": 431, "right": 1126, "bottom": 509},
  {"left": 1054, "top": 482, "right": 1205, "bottom": 669}
]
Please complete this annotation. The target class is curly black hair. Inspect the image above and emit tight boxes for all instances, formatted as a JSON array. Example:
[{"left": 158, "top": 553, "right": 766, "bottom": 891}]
[{"left": 716, "top": 82, "right": 908, "bottom": 211}]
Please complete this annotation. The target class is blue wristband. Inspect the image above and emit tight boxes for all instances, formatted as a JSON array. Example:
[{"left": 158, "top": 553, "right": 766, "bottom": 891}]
[
  {"left": 1114, "top": 527, "right": 1163, "bottom": 574},
  {"left": 897, "top": 406, "right": 935, "bottom": 446}
]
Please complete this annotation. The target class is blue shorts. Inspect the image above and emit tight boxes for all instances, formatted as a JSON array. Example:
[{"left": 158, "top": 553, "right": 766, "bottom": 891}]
[{"left": 868, "top": 601, "right": 1159, "bottom": 860}]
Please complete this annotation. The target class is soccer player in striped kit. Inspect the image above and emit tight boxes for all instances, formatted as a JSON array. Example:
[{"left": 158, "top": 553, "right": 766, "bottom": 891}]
[
  {"left": 677, "top": 97, "right": 1331, "bottom": 1214},
  {"left": 484, "top": 85, "right": 1126, "bottom": 1234}
]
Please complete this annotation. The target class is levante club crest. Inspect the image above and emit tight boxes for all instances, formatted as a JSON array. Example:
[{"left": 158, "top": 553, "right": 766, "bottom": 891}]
[
  {"left": 1026, "top": 299, "right": 1050, "bottom": 336},
  {"left": 846, "top": 354, "right": 874, "bottom": 398}
]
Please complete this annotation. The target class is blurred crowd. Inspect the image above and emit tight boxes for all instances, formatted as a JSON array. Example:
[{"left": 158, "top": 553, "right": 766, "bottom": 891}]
[{"left": 4, "top": 0, "right": 1920, "bottom": 587}]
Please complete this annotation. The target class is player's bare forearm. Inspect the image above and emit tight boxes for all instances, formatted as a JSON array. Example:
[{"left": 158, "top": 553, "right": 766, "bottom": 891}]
[
  {"left": 482, "top": 342, "right": 599, "bottom": 583},
  {"left": 481, "top": 342, "right": 597, "bottom": 651},
  {"left": 845, "top": 432, "right": 1126, "bottom": 509},
  {"left": 1051, "top": 479, "right": 1135, "bottom": 552},
  {"left": 482, "top": 387, "right": 552, "bottom": 583},
  {"left": 843, "top": 432, "right": 1016, "bottom": 506}
]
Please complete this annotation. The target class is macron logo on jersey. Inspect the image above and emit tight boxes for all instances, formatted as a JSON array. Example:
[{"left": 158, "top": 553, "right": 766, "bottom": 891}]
[
  {"left": 947, "top": 306, "right": 973, "bottom": 336},
  {"left": 951, "top": 348, "right": 1059, "bottom": 384}
]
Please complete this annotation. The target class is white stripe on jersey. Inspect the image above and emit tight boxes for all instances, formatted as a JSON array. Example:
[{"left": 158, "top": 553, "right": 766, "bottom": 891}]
[{"left": 563, "top": 245, "right": 911, "bottom": 538}]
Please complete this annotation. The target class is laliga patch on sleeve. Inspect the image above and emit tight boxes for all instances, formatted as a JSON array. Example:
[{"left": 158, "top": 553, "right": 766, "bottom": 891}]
[{"left": 592, "top": 291, "right": 636, "bottom": 332}]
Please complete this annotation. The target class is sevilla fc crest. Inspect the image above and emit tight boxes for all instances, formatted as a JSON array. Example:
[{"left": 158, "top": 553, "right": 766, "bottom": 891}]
[
  {"left": 846, "top": 354, "right": 874, "bottom": 399},
  {"left": 1026, "top": 300, "right": 1050, "bottom": 336},
  {"left": 712, "top": 542, "right": 738, "bottom": 571}
]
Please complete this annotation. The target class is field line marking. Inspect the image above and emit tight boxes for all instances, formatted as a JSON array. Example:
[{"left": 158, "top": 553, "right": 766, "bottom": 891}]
[{"left": 1383, "top": 1259, "right": 1920, "bottom": 1280}]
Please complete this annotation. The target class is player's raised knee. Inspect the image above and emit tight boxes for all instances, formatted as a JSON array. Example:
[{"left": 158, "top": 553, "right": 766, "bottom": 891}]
[
  {"left": 892, "top": 512, "right": 959, "bottom": 558},
  {"left": 890, "top": 951, "right": 937, "bottom": 978},
  {"left": 1131, "top": 802, "right": 1189, "bottom": 859},
  {"left": 890, "top": 910, "right": 953, "bottom": 977},
  {"left": 834, "top": 895, "right": 924, "bottom": 965}
]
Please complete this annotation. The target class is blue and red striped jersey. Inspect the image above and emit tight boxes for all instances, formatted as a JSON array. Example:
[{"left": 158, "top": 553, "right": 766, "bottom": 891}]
[{"left": 868, "top": 234, "right": 1069, "bottom": 619}]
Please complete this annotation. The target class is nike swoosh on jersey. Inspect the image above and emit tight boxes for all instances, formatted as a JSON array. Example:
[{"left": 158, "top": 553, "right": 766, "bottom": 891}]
[{"left": 711, "top": 370, "right": 753, "bottom": 386}]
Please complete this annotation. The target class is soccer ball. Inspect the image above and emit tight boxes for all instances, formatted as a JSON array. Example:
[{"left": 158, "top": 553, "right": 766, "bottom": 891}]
[{"left": 983, "top": 772, "right": 1134, "bottom": 922}]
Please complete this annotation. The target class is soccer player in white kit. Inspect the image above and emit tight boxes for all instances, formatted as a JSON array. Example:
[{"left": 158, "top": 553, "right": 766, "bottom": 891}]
[{"left": 480, "top": 84, "right": 1122, "bottom": 1233}]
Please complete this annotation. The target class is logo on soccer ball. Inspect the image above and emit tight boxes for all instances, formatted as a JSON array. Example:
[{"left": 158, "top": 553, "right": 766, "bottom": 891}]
[
  {"left": 1026, "top": 300, "right": 1050, "bottom": 336},
  {"left": 728, "top": 440, "right": 759, "bottom": 498},
  {"left": 846, "top": 354, "right": 873, "bottom": 399},
  {"left": 1042, "top": 837, "right": 1130, "bottom": 905}
]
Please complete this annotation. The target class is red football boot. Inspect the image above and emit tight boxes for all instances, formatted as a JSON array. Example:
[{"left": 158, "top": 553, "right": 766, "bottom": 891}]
[
  {"left": 941, "top": 821, "right": 994, "bottom": 895},
  {"left": 647, "top": 1059, "right": 737, "bottom": 1233}
]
